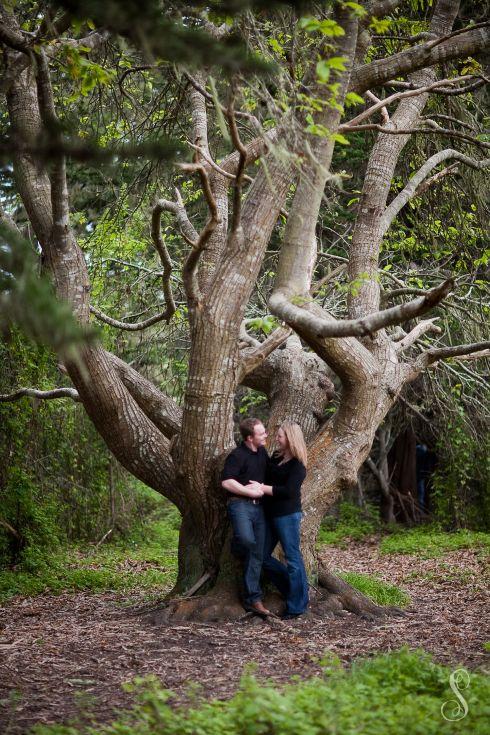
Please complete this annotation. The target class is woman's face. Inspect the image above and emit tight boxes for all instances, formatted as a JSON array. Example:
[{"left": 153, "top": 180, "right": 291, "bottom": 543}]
[{"left": 276, "top": 428, "right": 289, "bottom": 453}]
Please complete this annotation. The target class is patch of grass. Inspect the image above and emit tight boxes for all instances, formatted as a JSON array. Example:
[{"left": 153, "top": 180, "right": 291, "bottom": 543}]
[
  {"left": 32, "top": 648, "right": 490, "bottom": 735},
  {"left": 317, "top": 502, "right": 382, "bottom": 547},
  {"left": 380, "top": 527, "right": 490, "bottom": 559},
  {"left": 338, "top": 571, "right": 411, "bottom": 607},
  {"left": 0, "top": 509, "right": 181, "bottom": 601}
]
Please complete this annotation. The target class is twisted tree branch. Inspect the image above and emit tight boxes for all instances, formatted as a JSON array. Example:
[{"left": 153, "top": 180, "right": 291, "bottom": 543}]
[
  {"left": 415, "top": 341, "right": 490, "bottom": 368},
  {"left": 238, "top": 325, "right": 291, "bottom": 382},
  {"left": 270, "top": 280, "right": 454, "bottom": 340},
  {"left": 179, "top": 163, "right": 219, "bottom": 304},
  {"left": 0, "top": 387, "right": 80, "bottom": 402},
  {"left": 89, "top": 199, "right": 179, "bottom": 330},
  {"left": 395, "top": 318, "right": 442, "bottom": 352},
  {"left": 382, "top": 150, "right": 490, "bottom": 231}
]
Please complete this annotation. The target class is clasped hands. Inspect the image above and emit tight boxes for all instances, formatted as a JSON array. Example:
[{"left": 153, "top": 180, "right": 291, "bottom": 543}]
[{"left": 246, "top": 480, "right": 264, "bottom": 498}]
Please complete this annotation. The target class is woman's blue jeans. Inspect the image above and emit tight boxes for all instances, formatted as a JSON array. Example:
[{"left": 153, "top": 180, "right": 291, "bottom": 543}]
[
  {"left": 263, "top": 512, "right": 309, "bottom": 615},
  {"left": 227, "top": 499, "right": 266, "bottom": 605}
]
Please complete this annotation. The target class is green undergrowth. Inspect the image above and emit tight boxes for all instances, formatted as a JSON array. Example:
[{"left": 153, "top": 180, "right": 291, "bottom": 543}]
[
  {"left": 318, "top": 503, "right": 490, "bottom": 560},
  {"left": 32, "top": 648, "right": 490, "bottom": 735},
  {"left": 380, "top": 527, "right": 490, "bottom": 559},
  {"left": 338, "top": 571, "right": 411, "bottom": 608},
  {"left": 317, "top": 502, "right": 383, "bottom": 547},
  {"left": 0, "top": 507, "right": 181, "bottom": 601}
]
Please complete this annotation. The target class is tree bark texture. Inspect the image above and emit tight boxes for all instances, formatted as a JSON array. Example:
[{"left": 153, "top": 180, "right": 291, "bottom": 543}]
[{"left": 2, "top": 0, "right": 485, "bottom": 618}]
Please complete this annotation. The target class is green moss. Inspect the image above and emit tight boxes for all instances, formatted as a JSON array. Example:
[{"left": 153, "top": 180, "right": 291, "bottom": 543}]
[{"left": 338, "top": 571, "right": 411, "bottom": 607}]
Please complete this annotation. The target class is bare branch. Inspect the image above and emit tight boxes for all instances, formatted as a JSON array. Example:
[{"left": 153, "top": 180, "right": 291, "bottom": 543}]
[
  {"left": 413, "top": 162, "right": 459, "bottom": 197},
  {"left": 398, "top": 394, "right": 432, "bottom": 424},
  {"left": 239, "top": 321, "right": 260, "bottom": 348},
  {"left": 382, "top": 150, "right": 490, "bottom": 232},
  {"left": 238, "top": 325, "right": 292, "bottom": 381},
  {"left": 0, "top": 517, "right": 21, "bottom": 539},
  {"left": 36, "top": 49, "right": 70, "bottom": 248},
  {"left": 421, "top": 114, "right": 477, "bottom": 132},
  {"left": 188, "top": 143, "right": 237, "bottom": 181},
  {"left": 188, "top": 70, "right": 210, "bottom": 157},
  {"left": 345, "top": 76, "right": 475, "bottom": 128},
  {"left": 337, "top": 122, "right": 490, "bottom": 150},
  {"left": 365, "top": 457, "right": 391, "bottom": 498},
  {"left": 425, "top": 20, "right": 490, "bottom": 49},
  {"left": 395, "top": 318, "right": 442, "bottom": 352},
  {"left": 368, "top": 0, "right": 406, "bottom": 19},
  {"left": 0, "top": 15, "right": 108, "bottom": 94},
  {"left": 416, "top": 341, "right": 490, "bottom": 368},
  {"left": 180, "top": 163, "right": 219, "bottom": 304},
  {"left": 118, "top": 64, "right": 153, "bottom": 104},
  {"left": 0, "top": 12, "right": 31, "bottom": 52},
  {"left": 155, "top": 192, "right": 198, "bottom": 245},
  {"left": 151, "top": 201, "right": 176, "bottom": 319},
  {"left": 349, "top": 26, "right": 490, "bottom": 94},
  {"left": 89, "top": 199, "right": 180, "bottom": 331},
  {"left": 365, "top": 90, "right": 390, "bottom": 124},
  {"left": 108, "top": 353, "right": 182, "bottom": 438},
  {"left": 270, "top": 279, "right": 453, "bottom": 339},
  {"left": 311, "top": 263, "right": 347, "bottom": 296},
  {"left": 183, "top": 71, "right": 260, "bottom": 128},
  {"left": 227, "top": 88, "right": 248, "bottom": 233},
  {"left": 0, "top": 387, "right": 80, "bottom": 402},
  {"left": 384, "top": 78, "right": 486, "bottom": 95},
  {"left": 450, "top": 349, "right": 490, "bottom": 362},
  {"left": 89, "top": 304, "right": 174, "bottom": 331}
]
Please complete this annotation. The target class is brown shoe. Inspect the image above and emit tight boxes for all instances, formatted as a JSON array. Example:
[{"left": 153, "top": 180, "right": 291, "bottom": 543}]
[{"left": 244, "top": 600, "right": 271, "bottom": 617}]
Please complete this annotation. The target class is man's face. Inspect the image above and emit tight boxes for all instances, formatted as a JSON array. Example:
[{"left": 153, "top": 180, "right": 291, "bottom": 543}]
[{"left": 250, "top": 422, "right": 267, "bottom": 448}]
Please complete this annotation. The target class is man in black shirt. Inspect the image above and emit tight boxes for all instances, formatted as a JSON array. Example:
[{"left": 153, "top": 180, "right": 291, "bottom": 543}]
[{"left": 221, "top": 417, "right": 270, "bottom": 616}]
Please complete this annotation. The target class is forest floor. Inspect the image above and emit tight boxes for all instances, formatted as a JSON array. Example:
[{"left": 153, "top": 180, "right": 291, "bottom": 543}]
[{"left": 1, "top": 534, "right": 489, "bottom": 734}]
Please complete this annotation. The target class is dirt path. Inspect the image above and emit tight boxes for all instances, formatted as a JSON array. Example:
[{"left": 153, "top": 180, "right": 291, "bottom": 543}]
[{"left": 1, "top": 541, "right": 488, "bottom": 733}]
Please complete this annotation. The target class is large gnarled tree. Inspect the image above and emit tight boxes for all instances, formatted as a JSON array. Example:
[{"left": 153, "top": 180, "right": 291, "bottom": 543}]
[{"left": 1, "top": 0, "right": 489, "bottom": 620}]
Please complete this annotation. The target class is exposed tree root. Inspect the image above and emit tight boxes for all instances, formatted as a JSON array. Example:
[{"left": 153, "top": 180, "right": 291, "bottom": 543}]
[
  {"left": 138, "top": 562, "right": 407, "bottom": 624},
  {"left": 317, "top": 565, "right": 407, "bottom": 620}
]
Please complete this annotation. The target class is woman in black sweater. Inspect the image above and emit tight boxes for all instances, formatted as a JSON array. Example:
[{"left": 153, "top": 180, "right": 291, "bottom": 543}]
[{"left": 260, "top": 422, "right": 309, "bottom": 619}]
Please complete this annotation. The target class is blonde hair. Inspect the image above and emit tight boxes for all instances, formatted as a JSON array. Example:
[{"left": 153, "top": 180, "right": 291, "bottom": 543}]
[{"left": 281, "top": 421, "right": 308, "bottom": 468}]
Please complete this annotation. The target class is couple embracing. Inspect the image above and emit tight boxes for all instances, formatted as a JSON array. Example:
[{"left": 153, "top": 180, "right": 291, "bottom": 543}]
[{"left": 221, "top": 418, "right": 309, "bottom": 620}]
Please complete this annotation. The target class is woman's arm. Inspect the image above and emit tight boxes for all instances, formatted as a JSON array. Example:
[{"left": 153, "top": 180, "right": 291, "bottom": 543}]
[{"left": 254, "top": 462, "right": 306, "bottom": 499}]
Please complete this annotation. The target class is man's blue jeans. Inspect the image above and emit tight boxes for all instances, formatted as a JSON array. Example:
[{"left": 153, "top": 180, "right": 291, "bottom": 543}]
[
  {"left": 227, "top": 500, "right": 266, "bottom": 605},
  {"left": 263, "top": 512, "right": 309, "bottom": 615}
]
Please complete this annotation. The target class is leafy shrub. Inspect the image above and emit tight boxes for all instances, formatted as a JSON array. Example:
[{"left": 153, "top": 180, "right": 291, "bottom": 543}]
[
  {"left": 0, "top": 508, "right": 180, "bottom": 601},
  {"left": 0, "top": 332, "right": 167, "bottom": 568},
  {"left": 431, "top": 407, "right": 490, "bottom": 531},
  {"left": 32, "top": 648, "right": 490, "bottom": 735}
]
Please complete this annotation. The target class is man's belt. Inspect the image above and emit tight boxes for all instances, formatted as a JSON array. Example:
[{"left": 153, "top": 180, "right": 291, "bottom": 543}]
[{"left": 227, "top": 496, "right": 262, "bottom": 505}]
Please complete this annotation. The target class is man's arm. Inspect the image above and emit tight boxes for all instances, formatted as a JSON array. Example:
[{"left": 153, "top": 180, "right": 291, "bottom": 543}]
[{"left": 222, "top": 478, "right": 263, "bottom": 498}]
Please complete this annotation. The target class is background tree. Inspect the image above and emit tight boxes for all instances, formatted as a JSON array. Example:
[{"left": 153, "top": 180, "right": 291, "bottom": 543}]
[{"left": 1, "top": 0, "right": 488, "bottom": 620}]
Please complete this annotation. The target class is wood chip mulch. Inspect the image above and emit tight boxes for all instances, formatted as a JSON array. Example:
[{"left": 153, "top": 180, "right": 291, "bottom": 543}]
[{"left": 1, "top": 540, "right": 488, "bottom": 734}]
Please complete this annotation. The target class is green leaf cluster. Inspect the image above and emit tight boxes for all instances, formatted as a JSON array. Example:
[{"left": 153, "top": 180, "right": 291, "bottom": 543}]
[{"left": 33, "top": 648, "right": 490, "bottom": 735}]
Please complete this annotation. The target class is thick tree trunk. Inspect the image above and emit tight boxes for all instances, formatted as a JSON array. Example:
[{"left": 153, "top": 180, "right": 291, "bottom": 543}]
[
  {"left": 244, "top": 335, "right": 335, "bottom": 443},
  {"left": 4, "top": 0, "right": 476, "bottom": 624}
]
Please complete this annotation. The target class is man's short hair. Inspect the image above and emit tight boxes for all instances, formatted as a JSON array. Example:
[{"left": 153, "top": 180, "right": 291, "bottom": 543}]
[{"left": 239, "top": 417, "right": 262, "bottom": 440}]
